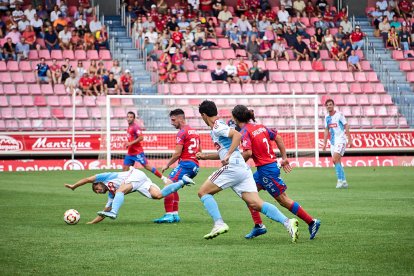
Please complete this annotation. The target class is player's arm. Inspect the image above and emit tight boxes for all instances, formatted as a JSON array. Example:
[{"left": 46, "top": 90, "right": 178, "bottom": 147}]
[
  {"left": 196, "top": 151, "right": 220, "bottom": 160},
  {"left": 222, "top": 128, "right": 242, "bottom": 165},
  {"left": 88, "top": 194, "right": 114, "bottom": 224},
  {"left": 275, "top": 134, "right": 292, "bottom": 173},
  {"left": 345, "top": 123, "right": 352, "bottom": 148},
  {"left": 127, "top": 135, "right": 144, "bottom": 148},
  {"left": 322, "top": 127, "right": 329, "bottom": 151},
  {"left": 241, "top": 149, "right": 252, "bottom": 161},
  {"left": 162, "top": 144, "right": 183, "bottom": 173},
  {"left": 64, "top": 175, "right": 96, "bottom": 190}
]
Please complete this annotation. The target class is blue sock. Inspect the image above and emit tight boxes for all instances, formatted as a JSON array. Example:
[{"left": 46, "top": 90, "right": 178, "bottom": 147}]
[
  {"left": 334, "top": 163, "right": 345, "bottom": 181},
  {"left": 111, "top": 192, "right": 125, "bottom": 215},
  {"left": 261, "top": 202, "right": 288, "bottom": 224},
  {"left": 200, "top": 194, "right": 222, "bottom": 222},
  {"left": 161, "top": 180, "right": 183, "bottom": 197}
]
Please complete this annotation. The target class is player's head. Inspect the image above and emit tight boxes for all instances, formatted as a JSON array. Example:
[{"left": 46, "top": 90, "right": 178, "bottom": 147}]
[
  {"left": 169, "top": 108, "right": 185, "bottom": 129},
  {"left": 324, "top": 99, "right": 335, "bottom": 113},
  {"left": 231, "top": 105, "right": 256, "bottom": 127},
  {"left": 199, "top": 100, "right": 218, "bottom": 125},
  {"left": 92, "top": 182, "right": 108, "bottom": 194},
  {"left": 127, "top": 111, "right": 136, "bottom": 124}
]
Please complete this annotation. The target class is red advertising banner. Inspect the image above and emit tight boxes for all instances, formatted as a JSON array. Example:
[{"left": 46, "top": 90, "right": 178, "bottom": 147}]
[
  {"left": 0, "top": 130, "right": 414, "bottom": 154},
  {"left": 1, "top": 156, "right": 413, "bottom": 172}
]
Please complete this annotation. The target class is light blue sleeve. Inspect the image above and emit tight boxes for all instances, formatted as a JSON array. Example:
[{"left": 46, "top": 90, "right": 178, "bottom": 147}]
[
  {"left": 105, "top": 193, "right": 114, "bottom": 208},
  {"left": 95, "top": 172, "right": 118, "bottom": 182}
]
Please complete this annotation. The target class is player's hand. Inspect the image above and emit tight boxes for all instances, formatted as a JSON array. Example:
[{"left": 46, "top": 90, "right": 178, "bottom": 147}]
[
  {"left": 196, "top": 152, "right": 204, "bottom": 160},
  {"left": 221, "top": 155, "right": 230, "bottom": 166},
  {"left": 280, "top": 159, "right": 292, "bottom": 174},
  {"left": 161, "top": 165, "right": 169, "bottom": 173},
  {"left": 125, "top": 142, "right": 130, "bottom": 149},
  {"left": 86, "top": 221, "right": 95, "bottom": 224},
  {"left": 64, "top": 184, "right": 76, "bottom": 190}
]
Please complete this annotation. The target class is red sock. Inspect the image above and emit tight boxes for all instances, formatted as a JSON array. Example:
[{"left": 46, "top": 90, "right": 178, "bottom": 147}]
[
  {"left": 289, "top": 202, "right": 313, "bottom": 225},
  {"left": 249, "top": 206, "right": 263, "bottom": 225},
  {"left": 172, "top": 192, "right": 180, "bottom": 212},
  {"left": 151, "top": 167, "right": 162, "bottom": 178},
  {"left": 164, "top": 193, "right": 174, "bottom": 213}
]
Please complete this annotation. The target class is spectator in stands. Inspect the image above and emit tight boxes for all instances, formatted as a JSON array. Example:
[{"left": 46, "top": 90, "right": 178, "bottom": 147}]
[
  {"left": 283, "top": 26, "right": 298, "bottom": 48},
  {"left": 91, "top": 72, "right": 103, "bottom": 95},
  {"left": 76, "top": 61, "right": 86, "bottom": 77},
  {"left": 370, "top": 6, "right": 383, "bottom": 29},
  {"left": 277, "top": 5, "right": 290, "bottom": 24},
  {"left": 350, "top": 25, "right": 365, "bottom": 50},
  {"left": 15, "top": 37, "right": 29, "bottom": 61},
  {"left": 305, "top": 0, "right": 316, "bottom": 19},
  {"left": 383, "top": 5, "right": 395, "bottom": 22},
  {"left": 54, "top": 14, "right": 68, "bottom": 33},
  {"left": 225, "top": 58, "right": 240, "bottom": 83},
  {"left": 236, "top": 0, "right": 248, "bottom": 17},
  {"left": 59, "top": 25, "right": 72, "bottom": 50},
  {"left": 228, "top": 25, "right": 243, "bottom": 50},
  {"left": 12, "top": 4, "right": 24, "bottom": 22},
  {"left": 84, "top": 30, "right": 95, "bottom": 50},
  {"left": 18, "top": 15, "right": 30, "bottom": 32},
  {"left": 189, "top": 45, "right": 200, "bottom": 61},
  {"left": 75, "top": 14, "right": 87, "bottom": 30},
  {"left": 376, "top": 0, "right": 388, "bottom": 12},
  {"left": 70, "top": 30, "right": 83, "bottom": 50},
  {"left": 61, "top": 58, "right": 72, "bottom": 82},
  {"left": 259, "top": 36, "right": 272, "bottom": 60},
  {"left": 200, "top": 0, "right": 213, "bottom": 16},
  {"left": 314, "top": 13, "right": 329, "bottom": 32},
  {"left": 315, "top": 0, "right": 328, "bottom": 14},
  {"left": 204, "top": 18, "right": 216, "bottom": 38},
  {"left": 30, "top": 13, "right": 44, "bottom": 38},
  {"left": 89, "top": 16, "right": 102, "bottom": 36},
  {"left": 272, "top": 17, "right": 284, "bottom": 36},
  {"left": 24, "top": 3, "right": 37, "bottom": 21},
  {"left": 111, "top": 59, "right": 123, "bottom": 82},
  {"left": 347, "top": 50, "right": 362, "bottom": 71},
  {"left": 379, "top": 16, "right": 391, "bottom": 45},
  {"left": 339, "top": 37, "right": 352, "bottom": 58},
  {"left": 314, "top": 27, "right": 324, "bottom": 44},
  {"left": 65, "top": 70, "right": 80, "bottom": 94},
  {"left": 249, "top": 59, "right": 270, "bottom": 83},
  {"left": 104, "top": 72, "right": 120, "bottom": 95},
  {"left": 293, "top": 35, "right": 309, "bottom": 61},
  {"left": 258, "top": 15, "right": 271, "bottom": 37},
  {"left": 387, "top": 26, "right": 400, "bottom": 50},
  {"left": 172, "top": 47, "right": 185, "bottom": 72},
  {"left": 22, "top": 26, "right": 38, "bottom": 50},
  {"left": 3, "top": 37, "right": 17, "bottom": 61},
  {"left": 5, "top": 25, "right": 21, "bottom": 44},
  {"left": 336, "top": 6, "right": 347, "bottom": 23},
  {"left": 246, "top": 35, "right": 262, "bottom": 60},
  {"left": 308, "top": 35, "right": 321, "bottom": 61},
  {"left": 35, "top": 58, "right": 52, "bottom": 84},
  {"left": 59, "top": 0, "right": 68, "bottom": 17},
  {"left": 88, "top": 60, "right": 98, "bottom": 76},
  {"left": 390, "top": 15, "right": 402, "bottom": 32},
  {"left": 194, "top": 26, "right": 217, "bottom": 49},
  {"left": 323, "top": 28, "right": 335, "bottom": 51},
  {"left": 143, "top": 16, "right": 156, "bottom": 30},
  {"left": 330, "top": 41, "right": 344, "bottom": 61},
  {"left": 335, "top": 26, "right": 346, "bottom": 41},
  {"left": 167, "top": 16, "right": 179, "bottom": 32},
  {"left": 218, "top": 5, "right": 232, "bottom": 30},
  {"left": 44, "top": 27, "right": 59, "bottom": 51},
  {"left": 157, "top": 0, "right": 168, "bottom": 14},
  {"left": 79, "top": 72, "right": 93, "bottom": 96},
  {"left": 293, "top": 0, "right": 307, "bottom": 18},
  {"left": 95, "top": 25, "right": 109, "bottom": 50},
  {"left": 398, "top": 0, "right": 411, "bottom": 19},
  {"left": 235, "top": 56, "right": 249, "bottom": 83},
  {"left": 178, "top": 15, "right": 190, "bottom": 32},
  {"left": 281, "top": 0, "right": 294, "bottom": 15},
  {"left": 399, "top": 25, "right": 411, "bottom": 54},
  {"left": 211, "top": 61, "right": 228, "bottom": 82},
  {"left": 50, "top": 58, "right": 62, "bottom": 84},
  {"left": 120, "top": 69, "right": 134, "bottom": 94},
  {"left": 322, "top": 5, "right": 336, "bottom": 28},
  {"left": 37, "top": 4, "right": 49, "bottom": 22},
  {"left": 236, "top": 14, "right": 252, "bottom": 37},
  {"left": 264, "top": 25, "right": 276, "bottom": 43}
]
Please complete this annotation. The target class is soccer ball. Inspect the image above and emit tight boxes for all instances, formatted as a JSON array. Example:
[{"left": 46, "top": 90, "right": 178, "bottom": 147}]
[{"left": 64, "top": 209, "right": 80, "bottom": 225}]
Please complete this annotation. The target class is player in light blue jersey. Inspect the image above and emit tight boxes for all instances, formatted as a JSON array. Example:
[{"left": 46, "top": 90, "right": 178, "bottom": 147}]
[
  {"left": 64, "top": 167, "right": 195, "bottom": 224},
  {"left": 196, "top": 100, "right": 299, "bottom": 242},
  {"left": 322, "top": 99, "right": 352, "bottom": 188}
]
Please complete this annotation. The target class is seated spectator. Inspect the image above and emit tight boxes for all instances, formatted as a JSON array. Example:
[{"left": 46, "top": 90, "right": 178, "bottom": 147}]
[
  {"left": 158, "top": 66, "right": 168, "bottom": 83},
  {"left": 171, "top": 48, "right": 185, "bottom": 71},
  {"left": 278, "top": 5, "right": 290, "bottom": 24},
  {"left": 75, "top": 14, "right": 87, "bottom": 30},
  {"left": 293, "top": 0, "right": 307, "bottom": 18},
  {"left": 111, "top": 59, "right": 123, "bottom": 82},
  {"left": 194, "top": 26, "right": 217, "bottom": 49},
  {"left": 399, "top": 25, "right": 411, "bottom": 54},
  {"left": 157, "top": 0, "right": 168, "bottom": 14},
  {"left": 12, "top": 4, "right": 24, "bottom": 22},
  {"left": 120, "top": 69, "right": 134, "bottom": 94},
  {"left": 314, "top": 13, "right": 330, "bottom": 33},
  {"left": 348, "top": 50, "right": 362, "bottom": 71},
  {"left": 22, "top": 26, "right": 38, "bottom": 50},
  {"left": 205, "top": 18, "right": 217, "bottom": 38},
  {"left": 71, "top": 30, "right": 83, "bottom": 50},
  {"left": 383, "top": 5, "right": 395, "bottom": 21},
  {"left": 95, "top": 25, "right": 109, "bottom": 51},
  {"left": 3, "top": 37, "right": 17, "bottom": 61},
  {"left": 236, "top": 0, "right": 248, "bottom": 17},
  {"left": 236, "top": 56, "right": 250, "bottom": 83},
  {"left": 104, "top": 72, "right": 120, "bottom": 95},
  {"left": 305, "top": 0, "right": 316, "bottom": 19},
  {"left": 225, "top": 58, "right": 240, "bottom": 83},
  {"left": 50, "top": 5, "right": 62, "bottom": 24},
  {"left": 15, "top": 37, "right": 30, "bottom": 61},
  {"left": 91, "top": 72, "right": 103, "bottom": 95},
  {"left": 37, "top": 4, "right": 49, "bottom": 22},
  {"left": 387, "top": 26, "right": 400, "bottom": 50},
  {"left": 330, "top": 41, "right": 345, "bottom": 61},
  {"left": 61, "top": 58, "right": 72, "bottom": 82},
  {"left": 258, "top": 15, "right": 271, "bottom": 37},
  {"left": 272, "top": 18, "right": 284, "bottom": 36},
  {"left": 53, "top": 14, "right": 68, "bottom": 33},
  {"left": 335, "top": 26, "right": 346, "bottom": 41},
  {"left": 79, "top": 72, "right": 93, "bottom": 96},
  {"left": 323, "top": 28, "right": 335, "bottom": 51},
  {"left": 24, "top": 4, "right": 37, "bottom": 21},
  {"left": 189, "top": 45, "right": 200, "bottom": 61},
  {"left": 390, "top": 15, "right": 402, "bottom": 32},
  {"left": 379, "top": 17, "right": 391, "bottom": 45},
  {"left": 315, "top": 0, "right": 328, "bottom": 14},
  {"left": 293, "top": 35, "right": 310, "bottom": 61},
  {"left": 97, "top": 62, "right": 106, "bottom": 76},
  {"left": 229, "top": 26, "right": 244, "bottom": 51},
  {"left": 18, "top": 15, "right": 30, "bottom": 32},
  {"left": 50, "top": 58, "right": 62, "bottom": 84},
  {"left": 339, "top": 37, "right": 352, "bottom": 58},
  {"left": 30, "top": 13, "right": 44, "bottom": 38},
  {"left": 59, "top": 26, "right": 72, "bottom": 50},
  {"left": 5, "top": 25, "right": 21, "bottom": 44},
  {"left": 308, "top": 36, "right": 321, "bottom": 61},
  {"left": 236, "top": 14, "right": 252, "bottom": 37},
  {"left": 259, "top": 36, "right": 272, "bottom": 60},
  {"left": 246, "top": 35, "right": 262, "bottom": 60},
  {"left": 44, "top": 27, "right": 59, "bottom": 51},
  {"left": 35, "top": 58, "right": 52, "bottom": 84},
  {"left": 167, "top": 67, "right": 178, "bottom": 83},
  {"left": 322, "top": 5, "right": 336, "bottom": 28},
  {"left": 84, "top": 30, "right": 95, "bottom": 50},
  {"left": 398, "top": 0, "right": 411, "bottom": 19},
  {"left": 283, "top": 27, "right": 298, "bottom": 48},
  {"left": 59, "top": 0, "right": 68, "bottom": 17},
  {"left": 177, "top": 15, "right": 190, "bottom": 32},
  {"left": 281, "top": 0, "right": 294, "bottom": 15},
  {"left": 350, "top": 25, "right": 365, "bottom": 50},
  {"left": 88, "top": 60, "right": 98, "bottom": 76},
  {"left": 218, "top": 5, "right": 232, "bottom": 30},
  {"left": 211, "top": 62, "right": 228, "bottom": 82},
  {"left": 264, "top": 25, "right": 276, "bottom": 43},
  {"left": 370, "top": 6, "right": 383, "bottom": 29},
  {"left": 249, "top": 59, "right": 270, "bottom": 83},
  {"left": 89, "top": 16, "right": 102, "bottom": 35},
  {"left": 76, "top": 61, "right": 86, "bottom": 77}
]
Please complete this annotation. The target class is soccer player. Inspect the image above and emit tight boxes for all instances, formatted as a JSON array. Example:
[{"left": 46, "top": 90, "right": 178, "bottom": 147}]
[
  {"left": 322, "top": 99, "right": 352, "bottom": 188},
  {"left": 153, "top": 109, "right": 201, "bottom": 223},
  {"left": 231, "top": 105, "right": 321, "bottom": 240},
  {"left": 196, "top": 100, "right": 299, "bottom": 242},
  {"left": 64, "top": 167, "right": 195, "bottom": 224},
  {"left": 124, "top": 111, "right": 168, "bottom": 183}
]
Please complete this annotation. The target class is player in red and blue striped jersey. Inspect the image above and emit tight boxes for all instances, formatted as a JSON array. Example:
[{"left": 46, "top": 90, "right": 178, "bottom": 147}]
[
  {"left": 153, "top": 109, "right": 201, "bottom": 223},
  {"left": 231, "top": 105, "right": 321, "bottom": 240}
]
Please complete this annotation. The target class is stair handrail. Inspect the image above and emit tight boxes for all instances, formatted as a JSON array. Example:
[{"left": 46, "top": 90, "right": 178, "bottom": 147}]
[
  {"left": 121, "top": 3, "right": 126, "bottom": 27},
  {"left": 110, "top": 37, "right": 115, "bottom": 57},
  {"left": 126, "top": 15, "right": 131, "bottom": 38}
]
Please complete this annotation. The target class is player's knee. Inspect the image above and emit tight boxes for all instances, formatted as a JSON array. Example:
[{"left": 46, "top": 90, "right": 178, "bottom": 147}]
[{"left": 247, "top": 200, "right": 261, "bottom": 211}]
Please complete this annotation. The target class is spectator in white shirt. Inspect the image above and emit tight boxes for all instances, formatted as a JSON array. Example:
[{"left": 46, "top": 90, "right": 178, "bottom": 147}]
[
  {"left": 143, "top": 16, "right": 156, "bottom": 30},
  {"left": 144, "top": 27, "right": 158, "bottom": 44},
  {"left": 18, "top": 15, "right": 30, "bottom": 32},
  {"left": 188, "top": 0, "right": 200, "bottom": 10},
  {"left": 218, "top": 5, "right": 233, "bottom": 29},
  {"left": 89, "top": 16, "right": 103, "bottom": 35},
  {"left": 281, "top": 0, "right": 294, "bottom": 15},
  {"left": 50, "top": 5, "right": 62, "bottom": 23},
  {"left": 340, "top": 16, "right": 353, "bottom": 35},
  {"left": 12, "top": 4, "right": 24, "bottom": 22},
  {"left": 24, "top": 4, "right": 37, "bottom": 21},
  {"left": 58, "top": 26, "right": 72, "bottom": 50},
  {"left": 225, "top": 59, "right": 240, "bottom": 83},
  {"left": 236, "top": 14, "right": 252, "bottom": 36},
  {"left": 376, "top": 0, "right": 387, "bottom": 12},
  {"left": 383, "top": 6, "right": 395, "bottom": 21},
  {"left": 75, "top": 14, "right": 87, "bottom": 29},
  {"left": 258, "top": 16, "right": 271, "bottom": 36},
  {"left": 278, "top": 5, "right": 290, "bottom": 23},
  {"left": 30, "top": 13, "right": 44, "bottom": 38}
]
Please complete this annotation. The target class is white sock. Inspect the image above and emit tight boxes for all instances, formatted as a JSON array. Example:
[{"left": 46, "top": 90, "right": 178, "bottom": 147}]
[{"left": 283, "top": 218, "right": 290, "bottom": 229}]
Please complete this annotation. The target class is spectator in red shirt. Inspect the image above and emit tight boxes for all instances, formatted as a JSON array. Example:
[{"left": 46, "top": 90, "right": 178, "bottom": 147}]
[
  {"left": 236, "top": 56, "right": 251, "bottom": 83},
  {"left": 200, "top": 0, "right": 213, "bottom": 16},
  {"left": 236, "top": 0, "right": 248, "bottom": 17},
  {"left": 171, "top": 48, "right": 185, "bottom": 72},
  {"left": 91, "top": 72, "right": 103, "bottom": 95},
  {"left": 330, "top": 41, "right": 345, "bottom": 61},
  {"left": 79, "top": 72, "right": 93, "bottom": 96},
  {"left": 120, "top": 69, "right": 134, "bottom": 94},
  {"left": 399, "top": 0, "right": 411, "bottom": 19},
  {"left": 350, "top": 25, "right": 365, "bottom": 50},
  {"left": 259, "top": 36, "right": 272, "bottom": 60},
  {"left": 305, "top": 0, "right": 316, "bottom": 19},
  {"left": 171, "top": 26, "right": 183, "bottom": 44}
]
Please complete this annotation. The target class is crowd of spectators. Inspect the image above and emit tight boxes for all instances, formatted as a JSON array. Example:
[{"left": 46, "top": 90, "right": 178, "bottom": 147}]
[
  {"left": 368, "top": 0, "right": 414, "bottom": 53},
  {"left": 123, "top": 0, "right": 367, "bottom": 83}
]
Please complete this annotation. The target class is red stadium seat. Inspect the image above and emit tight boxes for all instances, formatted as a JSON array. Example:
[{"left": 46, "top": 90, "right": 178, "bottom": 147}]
[
  {"left": 289, "top": 61, "right": 301, "bottom": 71},
  {"left": 290, "top": 83, "right": 303, "bottom": 94},
  {"left": 0, "top": 96, "right": 8, "bottom": 107},
  {"left": 320, "top": 72, "right": 332, "bottom": 82},
  {"left": 182, "top": 83, "right": 195, "bottom": 94},
  {"left": 177, "top": 72, "right": 189, "bottom": 83},
  {"left": 223, "top": 49, "right": 236, "bottom": 59},
  {"left": 63, "top": 50, "right": 75, "bottom": 60},
  {"left": 308, "top": 72, "right": 320, "bottom": 82},
  {"left": 354, "top": 72, "right": 367, "bottom": 82},
  {"left": 392, "top": 50, "right": 404, "bottom": 60},
  {"left": 343, "top": 72, "right": 355, "bottom": 82},
  {"left": 87, "top": 50, "right": 99, "bottom": 60},
  {"left": 26, "top": 107, "right": 39, "bottom": 119},
  {"left": 39, "top": 50, "right": 51, "bottom": 59},
  {"left": 336, "top": 61, "right": 348, "bottom": 71},
  {"left": 59, "top": 96, "right": 72, "bottom": 106},
  {"left": 381, "top": 94, "right": 393, "bottom": 105},
  {"left": 0, "top": 72, "right": 12, "bottom": 83},
  {"left": 277, "top": 60, "right": 289, "bottom": 71},
  {"left": 217, "top": 83, "right": 230, "bottom": 94},
  {"left": 358, "top": 94, "right": 370, "bottom": 105},
  {"left": 99, "top": 50, "right": 112, "bottom": 60},
  {"left": 284, "top": 72, "right": 296, "bottom": 82},
  {"left": 254, "top": 83, "right": 267, "bottom": 94},
  {"left": 271, "top": 72, "right": 284, "bottom": 82},
  {"left": 188, "top": 72, "right": 201, "bottom": 83},
  {"left": 326, "top": 83, "right": 338, "bottom": 94},
  {"left": 362, "top": 83, "right": 374, "bottom": 94},
  {"left": 6, "top": 60, "right": 19, "bottom": 71},
  {"left": 184, "top": 60, "right": 195, "bottom": 71},
  {"left": 9, "top": 95, "right": 22, "bottom": 106},
  {"left": 212, "top": 49, "right": 224, "bottom": 60},
  {"left": 52, "top": 108, "right": 65, "bottom": 119},
  {"left": 23, "top": 72, "right": 36, "bottom": 83},
  {"left": 350, "top": 83, "right": 362, "bottom": 94},
  {"left": 371, "top": 117, "right": 383, "bottom": 128},
  {"left": 4, "top": 83, "right": 16, "bottom": 94},
  {"left": 51, "top": 50, "right": 63, "bottom": 60},
  {"left": 38, "top": 107, "right": 51, "bottom": 118},
  {"left": 19, "top": 119, "right": 32, "bottom": 129},
  {"left": 74, "top": 50, "right": 87, "bottom": 60},
  {"left": 0, "top": 60, "right": 6, "bottom": 71},
  {"left": 267, "top": 83, "right": 279, "bottom": 94},
  {"left": 200, "top": 71, "right": 213, "bottom": 82},
  {"left": 169, "top": 84, "right": 183, "bottom": 95},
  {"left": 324, "top": 60, "right": 337, "bottom": 71},
  {"left": 54, "top": 84, "right": 67, "bottom": 95},
  {"left": 200, "top": 49, "right": 213, "bottom": 60},
  {"left": 364, "top": 106, "right": 376, "bottom": 116},
  {"left": 301, "top": 61, "right": 312, "bottom": 71},
  {"left": 344, "top": 94, "right": 357, "bottom": 105},
  {"left": 34, "top": 96, "right": 47, "bottom": 106},
  {"left": 21, "top": 95, "right": 34, "bottom": 106},
  {"left": 218, "top": 38, "right": 230, "bottom": 48}
]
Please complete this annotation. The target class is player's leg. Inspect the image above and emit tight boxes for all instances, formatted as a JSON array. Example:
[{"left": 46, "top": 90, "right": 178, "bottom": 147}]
[
  {"left": 138, "top": 153, "right": 167, "bottom": 181},
  {"left": 98, "top": 183, "right": 134, "bottom": 219},
  {"left": 245, "top": 171, "right": 267, "bottom": 239},
  {"left": 123, "top": 155, "right": 135, "bottom": 171},
  {"left": 332, "top": 144, "right": 347, "bottom": 188}
]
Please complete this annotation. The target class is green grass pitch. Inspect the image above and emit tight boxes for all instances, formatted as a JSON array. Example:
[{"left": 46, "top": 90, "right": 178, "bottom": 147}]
[{"left": 1, "top": 167, "right": 413, "bottom": 275}]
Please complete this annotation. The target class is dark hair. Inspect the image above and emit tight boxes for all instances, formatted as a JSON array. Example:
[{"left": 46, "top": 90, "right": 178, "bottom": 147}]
[
  {"left": 92, "top": 182, "right": 100, "bottom": 193},
  {"left": 199, "top": 100, "right": 218, "bottom": 117},
  {"left": 325, "top": 99, "right": 335, "bottom": 106},
  {"left": 127, "top": 111, "right": 136, "bottom": 118},
  {"left": 232, "top": 105, "right": 256, "bottom": 123},
  {"left": 169, "top": 108, "right": 185, "bottom": 117}
]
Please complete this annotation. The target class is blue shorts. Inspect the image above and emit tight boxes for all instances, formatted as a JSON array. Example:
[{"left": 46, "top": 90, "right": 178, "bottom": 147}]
[
  {"left": 254, "top": 162, "right": 287, "bottom": 198},
  {"left": 124, "top": 153, "right": 148, "bottom": 166},
  {"left": 169, "top": 161, "right": 199, "bottom": 182}
]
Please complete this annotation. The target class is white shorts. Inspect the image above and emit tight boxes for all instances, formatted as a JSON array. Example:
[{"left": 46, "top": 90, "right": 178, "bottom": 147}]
[
  {"left": 209, "top": 161, "right": 257, "bottom": 197},
  {"left": 331, "top": 142, "right": 346, "bottom": 157},
  {"left": 126, "top": 169, "right": 160, "bottom": 199}
]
